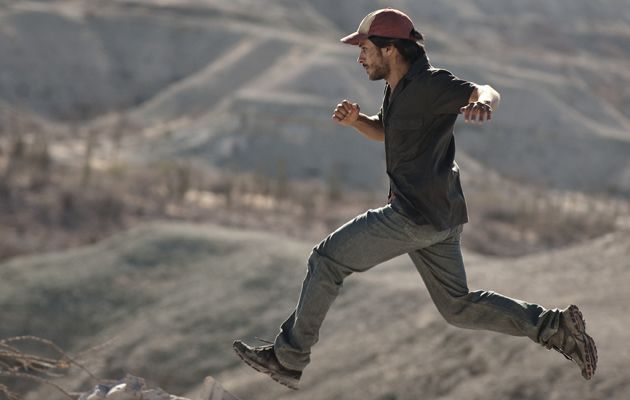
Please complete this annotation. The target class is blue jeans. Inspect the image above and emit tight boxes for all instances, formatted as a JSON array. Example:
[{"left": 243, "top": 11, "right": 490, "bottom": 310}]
[{"left": 273, "top": 202, "right": 561, "bottom": 371}]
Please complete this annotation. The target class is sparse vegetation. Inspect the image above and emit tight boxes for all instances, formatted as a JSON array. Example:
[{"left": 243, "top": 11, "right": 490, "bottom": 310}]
[
  {"left": 0, "top": 117, "right": 365, "bottom": 261},
  {"left": 0, "top": 115, "right": 627, "bottom": 262},
  {"left": 0, "top": 336, "right": 96, "bottom": 400},
  {"left": 465, "top": 186, "right": 626, "bottom": 256}
]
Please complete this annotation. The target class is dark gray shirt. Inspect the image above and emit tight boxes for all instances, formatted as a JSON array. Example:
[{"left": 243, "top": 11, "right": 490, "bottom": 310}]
[{"left": 379, "top": 54, "right": 475, "bottom": 231}]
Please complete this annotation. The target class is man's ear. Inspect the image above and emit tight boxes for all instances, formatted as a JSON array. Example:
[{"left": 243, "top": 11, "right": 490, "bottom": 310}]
[{"left": 384, "top": 44, "right": 395, "bottom": 58}]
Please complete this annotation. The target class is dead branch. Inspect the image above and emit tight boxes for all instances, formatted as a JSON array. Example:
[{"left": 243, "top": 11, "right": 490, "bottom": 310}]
[{"left": 0, "top": 336, "right": 100, "bottom": 400}]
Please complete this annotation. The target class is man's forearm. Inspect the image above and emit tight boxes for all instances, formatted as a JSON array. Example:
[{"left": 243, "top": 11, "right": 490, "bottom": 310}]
[{"left": 351, "top": 114, "right": 385, "bottom": 142}]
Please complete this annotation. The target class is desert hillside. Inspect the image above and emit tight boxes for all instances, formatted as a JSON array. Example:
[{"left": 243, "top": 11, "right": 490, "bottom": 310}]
[
  {"left": 0, "top": 222, "right": 628, "bottom": 399},
  {"left": 1, "top": 0, "right": 629, "bottom": 193},
  {"left": 2, "top": 0, "right": 627, "bottom": 262}
]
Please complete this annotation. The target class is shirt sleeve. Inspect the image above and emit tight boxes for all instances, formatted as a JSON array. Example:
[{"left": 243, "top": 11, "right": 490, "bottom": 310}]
[{"left": 429, "top": 69, "right": 476, "bottom": 115}]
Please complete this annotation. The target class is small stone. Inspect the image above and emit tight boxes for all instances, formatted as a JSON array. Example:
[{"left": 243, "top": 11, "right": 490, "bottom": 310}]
[{"left": 106, "top": 383, "right": 139, "bottom": 400}]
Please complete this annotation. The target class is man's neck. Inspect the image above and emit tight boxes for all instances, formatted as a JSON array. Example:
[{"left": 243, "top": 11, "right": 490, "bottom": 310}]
[{"left": 386, "top": 60, "right": 411, "bottom": 92}]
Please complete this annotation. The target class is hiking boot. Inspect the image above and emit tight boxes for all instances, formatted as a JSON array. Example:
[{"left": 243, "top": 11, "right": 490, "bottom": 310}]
[
  {"left": 232, "top": 340, "right": 302, "bottom": 390},
  {"left": 545, "top": 305, "right": 598, "bottom": 380}
]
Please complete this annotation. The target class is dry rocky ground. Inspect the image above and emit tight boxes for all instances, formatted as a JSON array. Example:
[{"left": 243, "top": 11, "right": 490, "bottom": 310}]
[{"left": 0, "top": 222, "right": 628, "bottom": 399}]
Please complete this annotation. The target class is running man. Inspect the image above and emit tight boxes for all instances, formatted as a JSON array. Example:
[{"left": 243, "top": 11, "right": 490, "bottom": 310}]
[{"left": 233, "top": 8, "right": 597, "bottom": 390}]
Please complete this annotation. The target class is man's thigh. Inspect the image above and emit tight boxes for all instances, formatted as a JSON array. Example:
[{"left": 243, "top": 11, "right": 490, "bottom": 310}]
[
  {"left": 313, "top": 204, "right": 429, "bottom": 273},
  {"left": 408, "top": 225, "right": 469, "bottom": 297}
]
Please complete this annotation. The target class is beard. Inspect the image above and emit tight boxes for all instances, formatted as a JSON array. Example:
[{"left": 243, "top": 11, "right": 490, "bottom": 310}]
[
  {"left": 366, "top": 61, "right": 389, "bottom": 81},
  {"left": 364, "top": 50, "right": 389, "bottom": 81}
]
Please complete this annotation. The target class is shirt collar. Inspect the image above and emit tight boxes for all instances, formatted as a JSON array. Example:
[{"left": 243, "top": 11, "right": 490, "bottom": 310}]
[
  {"left": 385, "top": 53, "right": 431, "bottom": 93},
  {"left": 384, "top": 53, "right": 431, "bottom": 101},
  {"left": 403, "top": 53, "right": 431, "bottom": 81}
]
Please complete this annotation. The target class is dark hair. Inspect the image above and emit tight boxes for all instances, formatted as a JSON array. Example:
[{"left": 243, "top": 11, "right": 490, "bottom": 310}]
[{"left": 369, "top": 33, "right": 426, "bottom": 64}]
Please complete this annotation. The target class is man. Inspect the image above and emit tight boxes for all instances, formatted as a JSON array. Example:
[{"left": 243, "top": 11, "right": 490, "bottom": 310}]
[{"left": 233, "top": 8, "right": 597, "bottom": 390}]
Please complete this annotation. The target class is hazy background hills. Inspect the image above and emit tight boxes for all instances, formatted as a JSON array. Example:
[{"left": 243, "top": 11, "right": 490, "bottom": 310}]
[
  {"left": 0, "top": 0, "right": 629, "bottom": 399},
  {"left": 2, "top": 0, "right": 629, "bottom": 192}
]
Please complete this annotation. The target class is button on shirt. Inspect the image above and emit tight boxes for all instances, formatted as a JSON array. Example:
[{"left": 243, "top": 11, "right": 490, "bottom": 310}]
[{"left": 378, "top": 54, "right": 475, "bottom": 231}]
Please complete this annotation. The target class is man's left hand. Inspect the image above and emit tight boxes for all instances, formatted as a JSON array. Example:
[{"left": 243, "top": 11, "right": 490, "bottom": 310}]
[{"left": 460, "top": 101, "right": 492, "bottom": 124}]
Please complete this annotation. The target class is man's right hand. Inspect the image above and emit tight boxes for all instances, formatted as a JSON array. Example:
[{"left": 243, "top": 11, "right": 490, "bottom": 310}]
[{"left": 332, "top": 100, "right": 360, "bottom": 126}]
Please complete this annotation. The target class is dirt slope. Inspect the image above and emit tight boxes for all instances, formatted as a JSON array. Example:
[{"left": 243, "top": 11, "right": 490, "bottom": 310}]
[{"left": 1, "top": 221, "right": 628, "bottom": 399}]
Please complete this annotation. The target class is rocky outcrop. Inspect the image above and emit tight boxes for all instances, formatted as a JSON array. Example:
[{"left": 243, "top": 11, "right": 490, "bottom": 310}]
[{"left": 79, "top": 375, "right": 240, "bottom": 400}]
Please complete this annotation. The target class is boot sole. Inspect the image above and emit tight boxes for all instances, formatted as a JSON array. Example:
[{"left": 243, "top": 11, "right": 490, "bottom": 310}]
[
  {"left": 566, "top": 305, "right": 598, "bottom": 380},
  {"left": 232, "top": 342, "right": 300, "bottom": 390}
]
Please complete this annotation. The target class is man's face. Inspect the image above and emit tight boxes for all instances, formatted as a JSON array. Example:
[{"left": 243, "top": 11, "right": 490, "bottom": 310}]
[{"left": 357, "top": 39, "right": 389, "bottom": 81}]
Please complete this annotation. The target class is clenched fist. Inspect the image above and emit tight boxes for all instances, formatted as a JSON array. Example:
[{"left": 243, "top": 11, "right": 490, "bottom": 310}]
[
  {"left": 332, "top": 100, "right": 360, "bottom": 126},
  {"left": 460, "top": 101, "right": 492, "bottom": 124}
]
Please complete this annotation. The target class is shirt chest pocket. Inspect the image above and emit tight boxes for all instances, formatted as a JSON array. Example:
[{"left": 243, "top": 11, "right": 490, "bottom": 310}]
[
  {"left": 386, "top": 117, "right": 425, "bottom": 151},
  {"left": 386, "top": 116, "right": 428, "bottom": 161}
]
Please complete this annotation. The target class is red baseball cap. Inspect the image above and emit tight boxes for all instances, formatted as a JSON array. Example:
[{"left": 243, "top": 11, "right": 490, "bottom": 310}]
[{"left": 340, "top": 8, "right": 422, "bottom": 45}]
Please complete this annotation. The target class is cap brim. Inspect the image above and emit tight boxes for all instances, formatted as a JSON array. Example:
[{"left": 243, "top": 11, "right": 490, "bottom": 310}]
[{"left": 340, "top": 32, "right": 368, "bottom": 45}]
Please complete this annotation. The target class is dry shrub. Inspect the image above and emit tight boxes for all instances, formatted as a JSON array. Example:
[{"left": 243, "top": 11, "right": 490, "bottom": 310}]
[{"left": 0, "top": 336, "right": 97, "bottom": 400}]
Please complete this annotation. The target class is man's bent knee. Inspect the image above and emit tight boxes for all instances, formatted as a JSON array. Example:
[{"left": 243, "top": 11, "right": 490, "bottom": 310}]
[
  {"left": 435, "top": 291, "right": 474, "bottom": 329},
  {"left": 308, "top": 249, "right": 353, "bottom": 287}
]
